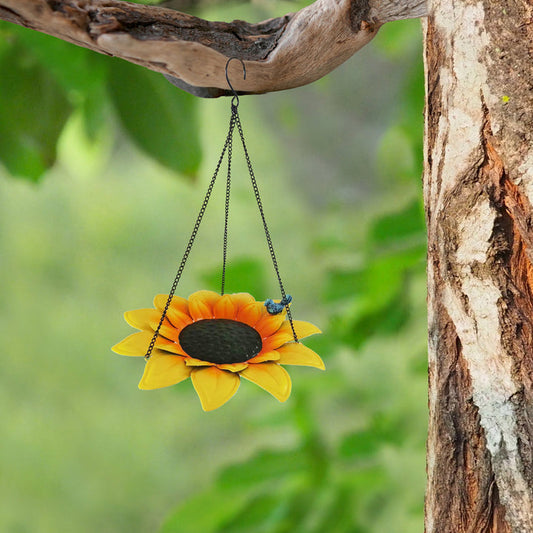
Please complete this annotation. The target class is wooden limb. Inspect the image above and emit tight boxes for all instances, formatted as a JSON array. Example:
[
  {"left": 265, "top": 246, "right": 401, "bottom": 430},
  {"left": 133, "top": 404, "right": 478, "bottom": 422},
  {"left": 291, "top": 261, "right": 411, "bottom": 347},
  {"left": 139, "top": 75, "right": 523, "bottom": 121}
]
[{"left": 0, "top": 0, "right": 427, "bottom": 97}]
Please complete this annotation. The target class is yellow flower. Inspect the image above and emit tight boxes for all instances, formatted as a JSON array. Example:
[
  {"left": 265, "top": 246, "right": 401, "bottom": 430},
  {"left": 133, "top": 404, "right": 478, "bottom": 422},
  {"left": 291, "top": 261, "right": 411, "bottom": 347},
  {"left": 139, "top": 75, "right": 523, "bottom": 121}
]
[{"left": 112, "top": 290, "right": 324, "bottom": 411}]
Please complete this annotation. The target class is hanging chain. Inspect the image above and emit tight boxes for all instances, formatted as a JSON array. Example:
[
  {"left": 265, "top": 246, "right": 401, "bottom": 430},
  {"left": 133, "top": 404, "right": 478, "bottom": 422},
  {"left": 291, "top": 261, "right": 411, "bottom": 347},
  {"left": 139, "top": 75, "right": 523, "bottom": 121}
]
[
  {"left": 144, "top": 112, "right": 237, "bottom": 359},
  {"left": 234, "top": 113, "right": 299, "bottom": 343},
  {"left": 220, "top": 108, "right": 237, "bottom": 295},
  {"left": 146, "top": 59, "right": 298, "bottom": 357}
]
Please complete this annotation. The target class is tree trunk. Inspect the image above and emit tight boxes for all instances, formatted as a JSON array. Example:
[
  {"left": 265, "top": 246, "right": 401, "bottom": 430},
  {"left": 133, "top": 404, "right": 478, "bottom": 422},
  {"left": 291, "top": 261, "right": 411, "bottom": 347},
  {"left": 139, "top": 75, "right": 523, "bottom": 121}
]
[{"left": 424, "top": 1, "right": 533, "bottom": 532}]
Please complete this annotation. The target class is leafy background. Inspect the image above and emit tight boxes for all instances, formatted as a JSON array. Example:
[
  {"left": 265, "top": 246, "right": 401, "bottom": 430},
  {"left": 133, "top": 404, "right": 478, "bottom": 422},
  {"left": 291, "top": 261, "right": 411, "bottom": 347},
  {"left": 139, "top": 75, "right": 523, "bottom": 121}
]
[{"left": 0, "top": 1, "right": 427, "bottom": 532}]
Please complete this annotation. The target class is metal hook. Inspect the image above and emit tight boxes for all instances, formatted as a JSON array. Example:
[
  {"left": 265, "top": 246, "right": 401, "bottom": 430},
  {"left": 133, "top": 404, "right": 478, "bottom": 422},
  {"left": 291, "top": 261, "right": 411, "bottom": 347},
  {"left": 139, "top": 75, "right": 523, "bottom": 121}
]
[{"left": 225, "top": 57, "right": 246, "bottom": 107}]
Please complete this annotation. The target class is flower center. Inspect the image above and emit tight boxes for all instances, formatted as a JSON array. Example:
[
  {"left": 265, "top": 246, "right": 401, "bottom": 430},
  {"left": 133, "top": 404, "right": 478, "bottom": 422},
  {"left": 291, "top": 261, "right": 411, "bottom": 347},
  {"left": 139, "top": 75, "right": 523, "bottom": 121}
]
[{"left": 179, "top": 318, "right": 263, "bottom": 364}]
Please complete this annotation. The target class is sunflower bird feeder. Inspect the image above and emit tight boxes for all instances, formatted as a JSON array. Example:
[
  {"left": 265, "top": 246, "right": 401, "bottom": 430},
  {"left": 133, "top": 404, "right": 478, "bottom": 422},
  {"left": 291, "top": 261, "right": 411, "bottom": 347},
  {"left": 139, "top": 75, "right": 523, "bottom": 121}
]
[{"left": 112, "top": 59, "right": 324, "bottom": 411}]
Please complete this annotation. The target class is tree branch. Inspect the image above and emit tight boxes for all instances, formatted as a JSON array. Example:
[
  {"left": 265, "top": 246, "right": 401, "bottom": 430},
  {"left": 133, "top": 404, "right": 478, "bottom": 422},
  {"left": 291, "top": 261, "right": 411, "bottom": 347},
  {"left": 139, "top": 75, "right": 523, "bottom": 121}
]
[{"left": 0, "top": 0, "right": 427, "bottom": 97}]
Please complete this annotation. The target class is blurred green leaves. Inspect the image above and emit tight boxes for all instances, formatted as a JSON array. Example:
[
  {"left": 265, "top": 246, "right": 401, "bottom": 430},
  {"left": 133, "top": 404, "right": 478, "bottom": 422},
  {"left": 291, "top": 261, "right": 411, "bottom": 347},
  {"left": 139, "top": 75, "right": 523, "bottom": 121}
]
[
  {"left": 218, "top": 449, "right": 308, "bottom": 490},
  {"left": 1, "top": 10, "right": 427, "bottom": 533},
  {"left": 160, "top": 487, "right": 252, "bottom": 533},
  {"left": 159, "top": 397, "right": 405, "bottom": 533},
  {"left": 324, "top": 31, "right": 426, "bottom": 352},
  {"left": 370, "top": 200, "right": 425, "bottom": 248},
  {"left": 326, "top": 200, "right": 425, "bottom": 349},
  {"left": 373, "top": 19, "right": 421, "bottom": 59},
  {"left": 376, "top": 126, "right": 416, "bottom": 184},
  {"left": 339, "top": 413, "right": 405, "bottom": 460},
  {"left": 202, "top": 258, "right": 268, "bottom": 299},
  {"left": 108, "top": 59, "right": 201, "bottom": 178},
  {"left": 0, "top": 42, "right": 72, "bottom": 181},
  {"left": 0, "top": 19, "right": 201, "bottom": 181}
]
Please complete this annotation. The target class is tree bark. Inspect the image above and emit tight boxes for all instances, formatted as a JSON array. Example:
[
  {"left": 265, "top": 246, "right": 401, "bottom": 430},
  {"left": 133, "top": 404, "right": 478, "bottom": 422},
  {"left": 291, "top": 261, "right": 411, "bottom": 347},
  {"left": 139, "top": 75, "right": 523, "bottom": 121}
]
[
  {"left": 0, "top": 0, "right": 426, "bottom": 96},
  {"left": 424, "top": 1, "right": 533, "bottom": 532}
]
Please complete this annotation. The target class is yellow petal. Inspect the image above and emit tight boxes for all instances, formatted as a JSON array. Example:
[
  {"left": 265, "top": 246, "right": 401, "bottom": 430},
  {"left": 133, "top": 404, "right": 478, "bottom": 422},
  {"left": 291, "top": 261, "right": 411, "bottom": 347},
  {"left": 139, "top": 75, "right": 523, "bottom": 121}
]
[
  {"left": 188, "top": 290, "right": 221, "bottom": 320},
  {"left": 217, "top": 363, "right": 248, "bottom": 372},
  {"left": 138, "top": 351, "right": 191, "bottom": 390},
  {"left": 153, "top": 294, "right": 189, "bottom": 315},
  {"left": 155, "top": 337, "right": 187, "bottom": 356},
  {"left": 153, "top": 295, "right": 193, "bottom": 329},
  {"left": 240, "top": 363, "right": 292, "bottom": 402},
  {"left": 145, "top": 316, "right": 181, "bottom": 344},
  {"left": 156, "top": 323, "right": 182, "bottom": 344},
  {"left": 164, "top": 308, "right": 192, "bottom": 330},
  {"left": 144, "top": 326, "right": 186, "bottom": 354},
  {"left": 185, "top": 357, "right": 214, "bottom": 367},
  {"left": 276, "top": 343, "right": 325, "bottom": 370},
  {"left": 213, "top": 294, "right": 236, "bottom": 319},
  {"left": 247, "top": 350, "right": 280, "bottom": 363},
  {"left": 112, "top": 331, "right": 153, "bottom": 356},
  {"left": 263, "top": 320, "right": 321, "bottom": 351},
  {"left": 112, "top": 331, "right": 186, "bottom": 357},
  {"left": 229, "top": 292, "right": 255, "bottom": 311},
  {"left": 285, "top": 319, "right": 322, "bottom": 338},
  {"left": 191, "top": 367, "right": 240, "bottom": 411},
  {"left": 236, "top": 302, "right": 264, "bottom": 327},
  {"left": 124, "top": 309, "right": 182, "bottom": 344},
  {"left": 124, "top": 308, "right": 160, "bottom": 331},
  {"left": 255, "top": 312, "right": 286, "bottom": 338}
]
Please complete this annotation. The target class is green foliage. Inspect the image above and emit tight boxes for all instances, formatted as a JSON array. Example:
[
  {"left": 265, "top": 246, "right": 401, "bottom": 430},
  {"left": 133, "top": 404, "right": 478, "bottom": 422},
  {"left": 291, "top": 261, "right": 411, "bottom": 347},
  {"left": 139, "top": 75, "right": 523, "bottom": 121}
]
[
  {"left": 159, "top": 390, "right": 419, "bottom": 533},
  {"left": 339, "top": 413, "right": 405, "bottom": 459},
  {"left": 1, "top": 10, "right": 427, "bottom": 533},
  {"left": 370, "top": 200, "right": 425, "bottom": 248},
  {"left": 0, "top": 19, "right": 201, "bottom": 181},
  {"left": 8, "top": 21, "right": 108, "bottom": 97},
  {"left": 373, "top": 19, "right": 422, "bottom": 59},
  {"left": 0, "top": 40, "right": 71, "bottom": 180},
  {"left": 202, "top": 258, "right": 268, "bottom": 299},
  {"left": 376, "top": 126, "right": 416, "bottom": 184},
  {"left": 108, "top": 59, "right": 202, "bottom": 178},
  {"left": 218, "top": 448, "right": 308, "bottom": 490},
  {"left": 161, "top": 394, "right": 333, "bottom": 533},
  {"left": 160, "top": 487, "right": 252, "bottom": 533},
  {"left": 375, "top": 20, "right": 425, "bottom": 184},
  {"left": 326, "top": 201, "right": 425, "bottom": 349}
]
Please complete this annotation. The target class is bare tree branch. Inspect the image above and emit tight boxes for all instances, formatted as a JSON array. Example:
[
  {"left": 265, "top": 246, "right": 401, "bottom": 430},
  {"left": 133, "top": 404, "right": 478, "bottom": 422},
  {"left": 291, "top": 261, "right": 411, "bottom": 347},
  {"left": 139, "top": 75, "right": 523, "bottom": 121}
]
[{"left": 0, "top": 0, "right": 426, "bottom": 97}]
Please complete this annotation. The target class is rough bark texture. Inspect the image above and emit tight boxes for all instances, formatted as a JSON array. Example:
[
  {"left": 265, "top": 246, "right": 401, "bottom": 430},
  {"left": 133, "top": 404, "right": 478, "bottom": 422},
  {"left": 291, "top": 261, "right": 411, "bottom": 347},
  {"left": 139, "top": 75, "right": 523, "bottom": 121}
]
[
  {"left": 0, "top": 0, "right": 426, "bottom": 97},
  {"left": 424, "top": 1, "right": 533, "bottom": 532}
]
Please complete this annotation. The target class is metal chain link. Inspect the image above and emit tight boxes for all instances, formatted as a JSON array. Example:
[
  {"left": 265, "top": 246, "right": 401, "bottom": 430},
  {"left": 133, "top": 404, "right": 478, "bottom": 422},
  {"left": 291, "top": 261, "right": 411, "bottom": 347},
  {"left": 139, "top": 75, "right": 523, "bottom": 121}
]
[
  {"left": 220, "top": 108, "right": 237, "bottom": 295},
  {"left": 234, "top": 114, "right": 299, "bottom": 343},
  {"left": 144, "top": 111, "right": 237, "bottom": 359},
  {"left": 145, "top": 96, "right": 298, "bottom": 359}
]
